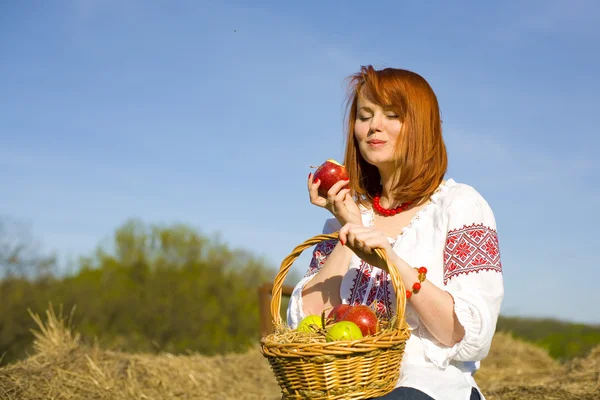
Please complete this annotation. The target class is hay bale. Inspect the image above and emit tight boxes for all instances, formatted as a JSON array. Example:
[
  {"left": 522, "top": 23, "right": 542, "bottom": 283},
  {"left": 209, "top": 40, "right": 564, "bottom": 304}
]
[
  {"left": 477, "top": 332, "right": 600, "bottom": 400},
  {"left": 476, "top": 332, "right": 561, "bottom": 389},
  {"left": 0, "top": 308, "right": 598, "bottom": 400},
  {"left": 0, "top": 307, "right": 281, "bottom": 400}
]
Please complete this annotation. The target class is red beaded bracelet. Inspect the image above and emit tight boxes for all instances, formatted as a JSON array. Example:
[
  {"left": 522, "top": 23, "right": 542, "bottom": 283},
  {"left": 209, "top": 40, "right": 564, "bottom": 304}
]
[{"left": 406, "top": 266, "right": 428, "bottom": 299}]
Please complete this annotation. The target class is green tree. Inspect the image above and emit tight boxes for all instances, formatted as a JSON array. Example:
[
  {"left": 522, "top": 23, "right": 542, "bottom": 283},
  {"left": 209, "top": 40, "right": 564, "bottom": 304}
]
[
  {"left": 0, "top": 216, "right": 56, "bottom": 278},
  {"left": 1, "top": 218, "right": 286, "bottom": 364}
]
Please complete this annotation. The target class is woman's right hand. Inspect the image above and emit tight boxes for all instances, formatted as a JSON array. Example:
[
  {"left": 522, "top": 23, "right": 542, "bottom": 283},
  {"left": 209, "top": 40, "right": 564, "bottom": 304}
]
[{"left": 308, "top": 173, "right": 363, "bottom": 227}]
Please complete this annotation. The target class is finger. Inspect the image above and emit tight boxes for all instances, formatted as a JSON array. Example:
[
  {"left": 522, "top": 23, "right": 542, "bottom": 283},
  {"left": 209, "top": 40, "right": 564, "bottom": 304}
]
[
  {"left": 345, "top": 226, "right": 375, "bottom": 237},
  {"left": 346, "top": 227, "right": 384, "bottom": 253},
  {"left": 330, "top": 178, "right": 350, "bottom": 191},
  {"left": 351, "top": 229, "right": 381, "bottom": 241},
  {"left": 326, "top": 179, "right": 350, "bottom": 199},
  {"left": 354, "top": 235, "right": 373, "bottom": 254},
  {"left": 343, "top": 190, "right": 355, "bottom": 203},
  {"left": 346, "top": 227, "right": 364, "bottom": 252},
  {"left": 308, "top": 178, "right": 327, "bottom": 206},
  {"left": 332, "top": 188, "right": 351, "bottom": 212},
  {"left": 360, "top": 235, "right": 390, "bottom": 253},
  {"left": 339, "top": 223, "right": 358, "bottom": 246},
  {"left": 358, "top": 229, "right": 385, "bottom": 242}
]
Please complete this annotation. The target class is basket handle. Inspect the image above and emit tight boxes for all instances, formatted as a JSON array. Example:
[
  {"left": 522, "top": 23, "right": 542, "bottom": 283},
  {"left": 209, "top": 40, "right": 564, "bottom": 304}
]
[{"left": 270, "top": 231, "right": 407, "bottom": 330}]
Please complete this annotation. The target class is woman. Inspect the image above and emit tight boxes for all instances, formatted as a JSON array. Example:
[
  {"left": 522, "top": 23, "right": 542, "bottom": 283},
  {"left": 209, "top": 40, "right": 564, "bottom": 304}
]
[{"left": 286, "top": 65, "right": 504, "bottom": 400}]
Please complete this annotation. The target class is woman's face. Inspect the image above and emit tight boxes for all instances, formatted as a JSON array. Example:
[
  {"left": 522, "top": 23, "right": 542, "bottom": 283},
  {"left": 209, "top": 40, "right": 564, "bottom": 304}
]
[{"left": 354, "top": 94, "right": 403, "bottom": 168}]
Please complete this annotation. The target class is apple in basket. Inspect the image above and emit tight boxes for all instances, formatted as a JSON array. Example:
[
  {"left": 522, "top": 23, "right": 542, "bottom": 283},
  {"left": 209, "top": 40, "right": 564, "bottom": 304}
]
[
  {"left": 325, "top": 321, "right": 363, "bottom": 342},
  {"left": 313, "top": 159, "right": 349, "bottom": 197},
  {"left": 327, "top": 304, "right": 351, "bottom": 322},
  {"left": 296, "top": 315, "right": 324, "bottom": 333},
  {"left": 340, "top": 305, "right": 379, "bottom": 336}
]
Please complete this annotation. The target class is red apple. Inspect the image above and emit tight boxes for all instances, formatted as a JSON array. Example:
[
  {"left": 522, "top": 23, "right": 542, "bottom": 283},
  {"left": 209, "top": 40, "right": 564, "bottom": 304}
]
[
  {"left": 340, "top": 305, "right": 379, "bottom": 336},
  {"left": 327, "top": 304, "right": 351, "bottom": 322},
  {"left": 313, "top": 159, "right": 349, "bottom": 197}
]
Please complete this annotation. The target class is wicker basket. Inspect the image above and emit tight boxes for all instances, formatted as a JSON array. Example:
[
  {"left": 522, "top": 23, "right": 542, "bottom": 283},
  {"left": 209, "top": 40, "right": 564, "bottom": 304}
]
[{"left": 260, "top": 232, "right": 411, "bottom": 400}]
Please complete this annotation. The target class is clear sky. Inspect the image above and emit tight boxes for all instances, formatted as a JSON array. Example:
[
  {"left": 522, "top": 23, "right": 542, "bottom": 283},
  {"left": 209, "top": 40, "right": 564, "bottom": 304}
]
[{"left": 1, "top": 1, "right": 599, "bottom": 324}]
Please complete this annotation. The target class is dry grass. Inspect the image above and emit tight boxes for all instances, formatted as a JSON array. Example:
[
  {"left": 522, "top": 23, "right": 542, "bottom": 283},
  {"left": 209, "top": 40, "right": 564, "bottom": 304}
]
[
  {"left": 476, "top": 331, "right": 600, "bottom": 399},
  {"left": 0, "top": 307, "right": 598, "bottom": 400},
  {"left": 0, "top": 306, "right": 280, "bottom": 400}
]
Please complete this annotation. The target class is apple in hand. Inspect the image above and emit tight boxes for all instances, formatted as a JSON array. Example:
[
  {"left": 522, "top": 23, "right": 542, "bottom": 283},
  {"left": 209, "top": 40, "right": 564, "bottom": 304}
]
[
  {"left": 327, "top": 304, "right": 351, "bottom": 322},
  {"left": 340, "top": 305, "right": 379, "bottom": 336},
  {"left": 325, "top": 321, "right": 363, "bottom": 342},
  {"left": 313, "top": 159, "right": 349, "bottom": 197}
]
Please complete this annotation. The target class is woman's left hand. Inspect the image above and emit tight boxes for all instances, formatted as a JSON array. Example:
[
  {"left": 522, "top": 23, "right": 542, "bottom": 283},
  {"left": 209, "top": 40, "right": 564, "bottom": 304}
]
[{"left": 338, "top": 223, "right": 395, "bottom": 271}]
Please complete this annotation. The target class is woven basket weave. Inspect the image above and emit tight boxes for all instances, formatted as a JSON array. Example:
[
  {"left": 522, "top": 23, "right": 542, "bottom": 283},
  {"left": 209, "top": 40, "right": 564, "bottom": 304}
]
[{"left": 260, "top": 232, "right": 411, "bottom": 399}]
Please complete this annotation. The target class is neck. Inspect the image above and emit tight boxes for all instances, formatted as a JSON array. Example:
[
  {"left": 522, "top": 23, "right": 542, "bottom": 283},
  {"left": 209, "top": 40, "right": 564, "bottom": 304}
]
[{"left": 378, "top": 167, "right": 402, "bottom": 208}]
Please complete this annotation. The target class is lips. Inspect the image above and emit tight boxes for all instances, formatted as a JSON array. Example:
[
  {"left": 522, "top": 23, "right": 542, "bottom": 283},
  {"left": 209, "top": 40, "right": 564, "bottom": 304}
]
[{"left": 367, "top": 140, "right": 386, "bottom": 144}]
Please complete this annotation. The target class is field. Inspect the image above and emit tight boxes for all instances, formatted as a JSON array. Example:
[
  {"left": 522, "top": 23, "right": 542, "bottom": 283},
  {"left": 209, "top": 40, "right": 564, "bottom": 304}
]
[{"left": 0, "top": 308, "right": 598, "bottom": 400}]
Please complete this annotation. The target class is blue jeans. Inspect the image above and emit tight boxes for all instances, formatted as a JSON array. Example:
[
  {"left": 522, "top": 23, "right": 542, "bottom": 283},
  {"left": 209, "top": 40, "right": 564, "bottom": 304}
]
[{"left": 368, "top": 386, "right": 482, "bottom": 399}]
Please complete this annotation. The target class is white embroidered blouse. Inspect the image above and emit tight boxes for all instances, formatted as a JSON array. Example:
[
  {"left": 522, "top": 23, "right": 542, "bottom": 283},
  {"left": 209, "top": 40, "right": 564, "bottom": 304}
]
[{"left": 286, "top": 179, "right": 504, "bottom": 400}]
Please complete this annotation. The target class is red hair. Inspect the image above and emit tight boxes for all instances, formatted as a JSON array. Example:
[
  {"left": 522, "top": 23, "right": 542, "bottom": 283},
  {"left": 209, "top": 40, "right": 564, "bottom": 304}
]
[{"left": 343, "top": 65, "right": 447, "bottom": 207}]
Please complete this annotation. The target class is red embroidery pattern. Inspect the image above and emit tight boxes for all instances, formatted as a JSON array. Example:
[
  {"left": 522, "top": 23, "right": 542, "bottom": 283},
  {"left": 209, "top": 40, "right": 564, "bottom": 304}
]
[
  {"left": 347, "top": 261, "right": 393, "bottom": 319},
  {"left": 371, "top": 271, "right": 393, "bottom": 319},
  {"left": 305, "top": 239, "right": 337, "bottom": 277},
  {"left": 366, "top": 272, "right": 379, "bottom": 307},
  {"left": 349, "top": 260, "right": 372, "bottom": 305},
  {"left": 444, "top": 223, "right": 502, "bottom": 284},
  {"left": 305, "top": 238, "right": 394, "bottom": 319}
]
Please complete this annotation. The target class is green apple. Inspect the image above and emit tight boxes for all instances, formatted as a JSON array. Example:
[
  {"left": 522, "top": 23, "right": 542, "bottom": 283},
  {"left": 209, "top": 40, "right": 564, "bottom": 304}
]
[
  {"left": 297, "top": 315, "right": 324, "bottom": 333},
  {"left": 325, "top": 321, "right": 363, "bottom": 342}
]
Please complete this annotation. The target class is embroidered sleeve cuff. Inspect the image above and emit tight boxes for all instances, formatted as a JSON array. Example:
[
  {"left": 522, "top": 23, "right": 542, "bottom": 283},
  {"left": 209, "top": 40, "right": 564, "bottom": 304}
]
[
  {"left": 420, "top": 286, "right": 500, "bottom": 368},
  {"left": 419, "top": 293, "right": 477, "bottom": 368}
]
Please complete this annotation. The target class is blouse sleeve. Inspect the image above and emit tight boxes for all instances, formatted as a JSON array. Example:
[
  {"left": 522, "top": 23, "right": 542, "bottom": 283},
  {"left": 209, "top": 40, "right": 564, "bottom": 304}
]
[
  {"left": 286, "top": 218, "right": 341, "bottom": 329},
  {"left": 420, "top": 186, "right": 504, "bottom": 368}
]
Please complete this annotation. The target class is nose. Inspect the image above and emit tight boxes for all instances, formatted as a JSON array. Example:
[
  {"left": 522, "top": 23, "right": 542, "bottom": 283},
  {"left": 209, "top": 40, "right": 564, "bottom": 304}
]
[{"left": 369, "top": 112, "right": 383, "bottom": 133}]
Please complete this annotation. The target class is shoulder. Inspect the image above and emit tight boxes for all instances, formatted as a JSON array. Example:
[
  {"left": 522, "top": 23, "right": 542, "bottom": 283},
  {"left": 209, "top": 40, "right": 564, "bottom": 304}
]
[
  {"left": 440, "top": 179, "right": 492, "bottom": 210},
  {"left": 439, "top": 179, "right": 496, "bottom": 229},
  {"left": 441, "top": 179, "right": 488, "bottom": 203}
]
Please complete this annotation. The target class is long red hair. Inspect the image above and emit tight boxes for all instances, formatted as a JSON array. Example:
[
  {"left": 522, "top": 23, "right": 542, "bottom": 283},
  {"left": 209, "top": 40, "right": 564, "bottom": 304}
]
[{"left": 343, "top": 65, "right": 447, "bottom": 207}]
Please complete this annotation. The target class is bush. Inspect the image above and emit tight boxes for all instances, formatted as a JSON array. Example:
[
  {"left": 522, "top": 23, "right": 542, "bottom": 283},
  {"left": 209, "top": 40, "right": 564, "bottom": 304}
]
[{"left": 0, "top": 219, "right": 290, "bottom": 365}]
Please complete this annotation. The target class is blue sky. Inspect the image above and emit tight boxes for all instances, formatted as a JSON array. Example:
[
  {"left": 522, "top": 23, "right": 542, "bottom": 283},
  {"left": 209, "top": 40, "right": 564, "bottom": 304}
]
[{"left": 1, "top": 1, "right": 599, "bottom": 324}]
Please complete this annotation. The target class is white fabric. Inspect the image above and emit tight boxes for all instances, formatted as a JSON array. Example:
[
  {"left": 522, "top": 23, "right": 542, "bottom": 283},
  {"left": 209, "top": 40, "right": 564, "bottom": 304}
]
[{"left": 286, "top": 179, "right": 504, "bottom": 400}]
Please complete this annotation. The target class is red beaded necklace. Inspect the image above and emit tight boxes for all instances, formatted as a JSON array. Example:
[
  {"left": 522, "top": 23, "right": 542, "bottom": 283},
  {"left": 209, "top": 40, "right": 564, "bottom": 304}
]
[{"left": 373, "top": 194, "right": 412, "bottom": 216}]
